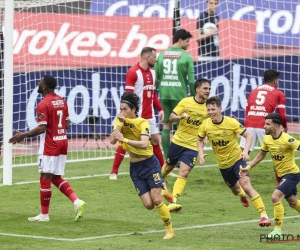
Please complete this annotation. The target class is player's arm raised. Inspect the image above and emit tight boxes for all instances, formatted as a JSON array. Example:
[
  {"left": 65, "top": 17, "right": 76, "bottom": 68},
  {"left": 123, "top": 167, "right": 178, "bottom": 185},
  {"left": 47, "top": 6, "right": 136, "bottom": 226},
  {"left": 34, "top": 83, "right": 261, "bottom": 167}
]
[{"left": 9, "top": 125, "right": 46, "bottom": 144}]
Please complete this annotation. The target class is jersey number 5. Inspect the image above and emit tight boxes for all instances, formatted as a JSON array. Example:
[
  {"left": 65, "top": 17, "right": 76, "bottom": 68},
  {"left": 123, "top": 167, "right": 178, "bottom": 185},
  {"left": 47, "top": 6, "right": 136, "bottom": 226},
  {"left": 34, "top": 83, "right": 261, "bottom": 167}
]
[
  {"left": 163, "top": 59, "right": 178, "bottom": 74},
  {"left": 57, "top": 110, "right": 63, "bottom": 128},
  {"left": 255, "top": 91, "right": 267, "bottom": 105}
]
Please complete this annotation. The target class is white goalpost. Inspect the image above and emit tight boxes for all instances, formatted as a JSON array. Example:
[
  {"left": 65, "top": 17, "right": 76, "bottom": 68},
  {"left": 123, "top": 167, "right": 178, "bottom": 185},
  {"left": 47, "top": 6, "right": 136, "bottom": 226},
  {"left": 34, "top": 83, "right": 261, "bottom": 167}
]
[{"left": 1, "top": 0, "right": 299, "bottom": 185}]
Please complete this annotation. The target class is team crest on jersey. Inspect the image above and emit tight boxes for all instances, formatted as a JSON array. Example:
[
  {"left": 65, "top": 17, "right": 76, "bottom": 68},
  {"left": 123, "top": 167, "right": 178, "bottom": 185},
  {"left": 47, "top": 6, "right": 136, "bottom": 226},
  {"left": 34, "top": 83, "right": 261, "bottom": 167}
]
[
  {"left": 288, "top": 138, "right": 295, "bottom": 143},
  {"left": 147, "top": 90, "right": 151, "bottom": 98},
  {"left": 39, "top": 113, "right": 44, "bottom": 119},
  {"left": 279, "top": 146, "right": 284, "bottom": 152},
  {"left": 222, "top": 130, "right": 228, "bottom": 136}
]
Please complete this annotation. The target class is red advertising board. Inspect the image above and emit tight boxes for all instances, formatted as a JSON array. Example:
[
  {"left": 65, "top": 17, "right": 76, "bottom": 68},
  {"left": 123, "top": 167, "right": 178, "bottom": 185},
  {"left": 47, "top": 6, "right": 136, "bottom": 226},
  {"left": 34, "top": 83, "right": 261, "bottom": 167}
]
[{"left": 12, "top": 13, "right": 257, "bottom": 67}]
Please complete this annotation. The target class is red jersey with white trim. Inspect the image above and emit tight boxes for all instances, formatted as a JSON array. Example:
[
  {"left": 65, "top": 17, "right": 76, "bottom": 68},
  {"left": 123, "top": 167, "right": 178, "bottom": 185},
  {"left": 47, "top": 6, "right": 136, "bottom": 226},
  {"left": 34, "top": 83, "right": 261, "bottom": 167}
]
[
  {"left": 125, "top": 63, "right": 162, "bottom": 119},
  {"left": 37, "top": 93, "right": 69, "bottom": 156},
  {"left": 244, "top": 84, "right": 286, "bottom": 128}
]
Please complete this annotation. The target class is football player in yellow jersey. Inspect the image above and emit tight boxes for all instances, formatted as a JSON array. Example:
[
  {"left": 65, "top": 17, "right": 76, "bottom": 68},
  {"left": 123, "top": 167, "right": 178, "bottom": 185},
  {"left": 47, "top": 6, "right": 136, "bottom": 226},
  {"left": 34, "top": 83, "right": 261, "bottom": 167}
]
[
  {"left": 110, "top": 92, "right": 174, "bottom": 240},
  {"left": 197, "top": 96, "right": 271, "bottom": 227},
  {"left": 240, "top": 113, "right": 300, "bottom": 238},
  {"left": 161, "top": 79, "right": 211, "bottom": 211}
]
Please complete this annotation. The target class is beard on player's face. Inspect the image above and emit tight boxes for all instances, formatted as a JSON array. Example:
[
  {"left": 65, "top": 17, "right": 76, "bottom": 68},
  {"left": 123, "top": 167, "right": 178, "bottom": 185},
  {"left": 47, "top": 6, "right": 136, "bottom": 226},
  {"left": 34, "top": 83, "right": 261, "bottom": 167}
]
[{"left": 37, "top": 85, "right": 43, "bottom": 93}]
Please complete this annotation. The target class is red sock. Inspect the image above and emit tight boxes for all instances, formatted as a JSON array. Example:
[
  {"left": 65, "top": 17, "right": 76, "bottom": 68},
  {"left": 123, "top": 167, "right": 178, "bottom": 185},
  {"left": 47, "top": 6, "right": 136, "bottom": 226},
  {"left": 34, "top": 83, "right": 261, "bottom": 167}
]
[
  {"left": 52, "top": 177, "right": 78, "bottom": 202},
  {"left": 40, "top": 177, "right": 52, "bottom": 214},
  {"left": 152, "top": 144, "right": 164, "bottom": 167},
  {"left": 111, "top": 146, "right": 126, "bottom": 174}
]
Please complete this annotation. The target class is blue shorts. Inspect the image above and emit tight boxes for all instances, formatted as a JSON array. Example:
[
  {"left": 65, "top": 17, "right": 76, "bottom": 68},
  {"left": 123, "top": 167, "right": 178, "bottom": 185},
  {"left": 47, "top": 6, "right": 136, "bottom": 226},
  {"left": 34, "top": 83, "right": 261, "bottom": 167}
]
[
  {"left": 277, "top": 173, "right": 300, "bottom": 199},
  {"left": 130, "top": 155, "right": 164, "bottom": 197},
  {"left": 220, "top": 158, "right": 249, "bottom": 187},
  {"left": 166, "top": 142, "right": 198, "bottom": 168}
]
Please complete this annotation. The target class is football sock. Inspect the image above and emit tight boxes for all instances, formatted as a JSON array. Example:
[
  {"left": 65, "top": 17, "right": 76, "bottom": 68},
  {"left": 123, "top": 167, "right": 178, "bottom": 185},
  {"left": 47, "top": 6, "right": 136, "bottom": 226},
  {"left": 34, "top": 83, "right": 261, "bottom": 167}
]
[
  {"left": 152, "top": 144, "right": 165, "bottom": 167},
  {"left": 111, "top": 146, "right": 126, "bottom": 174},
  {"left": 156, "top": 202, "right": 173, "bottom": 233},
  {"left": 251, "top": 194, "right": 267, "bottom": 217},
  {"left": 274, "top": 202, "right": 284, "bottom": 229},
  {"left": 40, "top": 177, "right": 52, "bottom": 215},
  {"left": 237, "top": 187, "right": 246, "bottom": 197},
  {"left": 291, "top": 200, "right": 300, "bottom": 212},
  {"left": 161, "top": 129, "right": 170, "bottom": 160},
  {"left": 172, "top": 176, "right": 187, "bottom": 201},
  {"left": 51, "top": 177, "right": 78, "bottom": 202},
  {"left": 161, "top": 164, "right": 169, "bottom": 179}
]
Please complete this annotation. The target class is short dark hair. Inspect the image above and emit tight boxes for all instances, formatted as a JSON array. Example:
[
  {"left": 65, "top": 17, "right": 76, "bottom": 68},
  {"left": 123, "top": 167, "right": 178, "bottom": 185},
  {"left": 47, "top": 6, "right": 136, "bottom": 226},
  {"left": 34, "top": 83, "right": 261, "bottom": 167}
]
[
  {"left": 43, "top": 75, "right": 57, "bottom": 89},
  {"left": 173, "top": 29, "right": 192, "bottom": 44},
  {"left": 194, "top": 78, "right": 210, "bottom": 92},
  {"left": 141, "top": 47, "right": 156, "bottom": 56},
  {"left": 264, "top": 70, "right": 280, "bottom": 83},
  {"left": 265, "top": 113, "right": 282, "bottom": 125},
  {"left": 206, "top": 96, "right": 222, "bottom": 107},
  {"left": 120, "top": 92, "right": 141, "bottom": 115}
]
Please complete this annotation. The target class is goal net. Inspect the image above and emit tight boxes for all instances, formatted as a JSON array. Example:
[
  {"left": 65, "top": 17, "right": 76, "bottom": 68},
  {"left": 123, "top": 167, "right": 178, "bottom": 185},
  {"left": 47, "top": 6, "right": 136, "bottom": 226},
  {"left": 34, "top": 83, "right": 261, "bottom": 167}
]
[{"left": 1, "top": 0, "right": 299, "bottom": 173}]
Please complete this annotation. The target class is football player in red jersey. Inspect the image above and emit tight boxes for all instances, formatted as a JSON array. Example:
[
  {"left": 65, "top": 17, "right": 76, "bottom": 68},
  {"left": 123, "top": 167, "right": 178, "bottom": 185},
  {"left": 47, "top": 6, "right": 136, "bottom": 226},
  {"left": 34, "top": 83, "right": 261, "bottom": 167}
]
[
  {"left": 240, "top": 69, "right": 288, "bottom": 185},
  {"left": 9, "top": 75, "right": 85, "bottom": 222},
  {"left": 109, "top": 47, "right": 166, "bottom": 180}
]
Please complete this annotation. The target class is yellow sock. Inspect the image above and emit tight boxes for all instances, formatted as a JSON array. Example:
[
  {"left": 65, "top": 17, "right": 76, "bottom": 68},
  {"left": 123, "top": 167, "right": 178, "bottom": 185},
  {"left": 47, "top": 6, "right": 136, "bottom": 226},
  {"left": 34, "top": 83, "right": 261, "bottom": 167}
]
[
  {"left": 291, "top": 200, "right": 300, "bottom": 212},
  {"left": 237, "top": 187, "right": 246, "bottom": 197},
  {"left": 161, "top": 164, "right": 169, "bottom": 179},
  {"left": 156, "top": 202, "right": 173, "bottom": 233},
  {"left": 251, "top": 194, "right": 267, "bottom": 217},
  {"left": 274, "top": 202, "right": 284, "bottom": 229},
  {"left": 172, "top": 176, "right": 187, "bottom": 201}
]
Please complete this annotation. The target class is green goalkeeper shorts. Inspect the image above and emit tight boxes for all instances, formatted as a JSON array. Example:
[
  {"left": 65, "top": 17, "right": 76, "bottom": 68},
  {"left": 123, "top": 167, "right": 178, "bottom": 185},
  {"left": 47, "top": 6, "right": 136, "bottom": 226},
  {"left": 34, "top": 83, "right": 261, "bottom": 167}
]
[{"left": 161, "top": 99, "right": 181, "bottom": 123}]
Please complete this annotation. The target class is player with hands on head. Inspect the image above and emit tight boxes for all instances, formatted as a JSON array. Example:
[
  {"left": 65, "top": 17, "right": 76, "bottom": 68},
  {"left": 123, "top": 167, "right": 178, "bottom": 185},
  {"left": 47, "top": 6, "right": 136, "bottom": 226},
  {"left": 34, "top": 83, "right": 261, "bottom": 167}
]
[
  {"left": 110, "top": 92, "right": 174, "bottom": 240},
  {"left": 197, "top": 96, "right": 271, "bottom": 227},
  {"left": 161, "top": 79, "right": 211, "bottom": 211},
  {"left": 240, "top": 113, "right": 300, "bottom": 238},
  {"left": 9, "top": 75, "right": 85, "bottom": 222}
]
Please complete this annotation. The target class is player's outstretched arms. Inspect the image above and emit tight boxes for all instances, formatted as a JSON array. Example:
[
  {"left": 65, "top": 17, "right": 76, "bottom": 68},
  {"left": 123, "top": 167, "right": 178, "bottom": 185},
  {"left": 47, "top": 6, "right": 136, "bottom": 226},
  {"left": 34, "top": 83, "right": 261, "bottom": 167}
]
[{"left": 9, "top": 125, "right": 46, "bottom": 144}]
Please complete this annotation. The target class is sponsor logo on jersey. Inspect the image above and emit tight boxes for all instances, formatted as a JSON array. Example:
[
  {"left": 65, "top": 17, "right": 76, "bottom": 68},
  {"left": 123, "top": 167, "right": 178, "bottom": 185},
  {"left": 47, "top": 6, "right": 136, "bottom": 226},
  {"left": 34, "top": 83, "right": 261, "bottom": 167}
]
[
  {"left": 57, "top": 129, "right": 65, "bottom": 134},
  {"left": 211, "top": 140, "right": 230, "bottom": 146},
  {"left": 186, "top": 117, "right": 202, "bottom": 126},
  {"left": 53, "top": 135, "right": 67, "bottom": 141},
  {"left": 143, "top": 85, "right": 155, "bottom": 90},
  {"left": 272, "top": 154, "right": 285, "bottom": 161},
  {"left": 52, "top": 100, "right": 64, "bottom": 106},
  {"left": 163, "top": 51, "right": 181, "bottom": 59},
  {"left": 124, "top": 121, "right": 134, "bottom": 128}
]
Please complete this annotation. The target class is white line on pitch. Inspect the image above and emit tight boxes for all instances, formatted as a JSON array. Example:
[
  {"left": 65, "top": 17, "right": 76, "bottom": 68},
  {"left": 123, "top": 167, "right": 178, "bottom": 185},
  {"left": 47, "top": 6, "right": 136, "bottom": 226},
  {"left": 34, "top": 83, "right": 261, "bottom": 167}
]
[
  {"left": 1, "top": 157, "right": 299, "bottom": 187},
  {"left": 0, "top": 215, "right": 300, "bottom": 242}
]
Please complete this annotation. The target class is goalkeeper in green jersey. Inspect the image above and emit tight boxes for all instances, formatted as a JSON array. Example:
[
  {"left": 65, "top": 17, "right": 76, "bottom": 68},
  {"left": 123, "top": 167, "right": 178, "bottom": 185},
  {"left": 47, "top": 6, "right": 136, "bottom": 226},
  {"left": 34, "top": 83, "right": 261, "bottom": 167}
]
[{"left": 154, "top": 29, "right": 195, "bottom": 159}]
